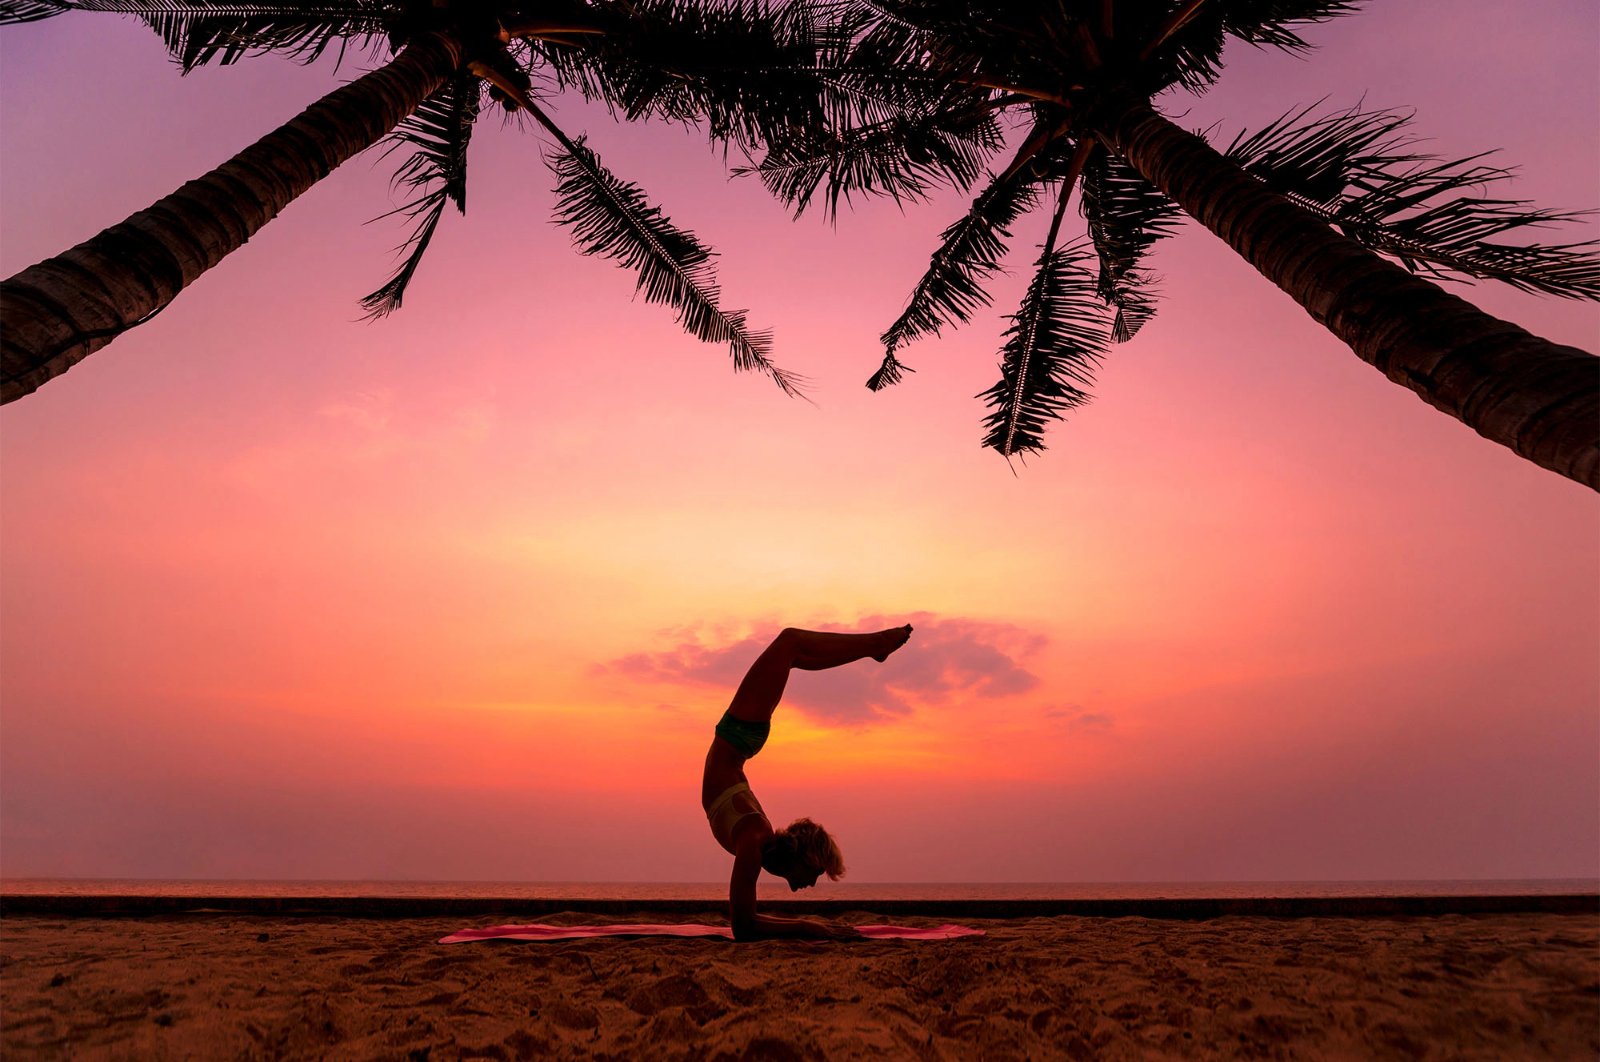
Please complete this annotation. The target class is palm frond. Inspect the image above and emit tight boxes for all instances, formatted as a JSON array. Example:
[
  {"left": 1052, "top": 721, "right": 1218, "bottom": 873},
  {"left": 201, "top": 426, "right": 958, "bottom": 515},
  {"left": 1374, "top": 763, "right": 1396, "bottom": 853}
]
[
  {"left": 802, "top": 66, "right": 963, "bottom": 133},
  {"left": 50, "top": 0, "right": 396, "bottom": 71},
  {"left": 864, "top": 349, "right": 914, "bottom": 391},
  {"left": 1107, "top": 268, "right": 1161, "bottom": 342},
  {"left": 819, "top": 0, "right": 924, "bottom": 34},
  {"left": 1133, "top": 0, "right": 1358, "bottom": 94},
  {"left": 1216, "top": 0, "right": 1363, "bottom": 51},
  {"left": 1127, "top": 0, "right": 1231, "bottom": 94},
  {"left": 2, "top": 0, "right": 386, "bottom": 37},
  {"left": 549, "top": 134, "right": 802, "bottom": 396},
  {"left": 1078, "top": 151, "right": 1182, "bottom": 341},
  {"left": 360, "top": 74, "right": 479, "bottom": 319},
  {"left": 534, "top": 0, "right": 834, "bottom": 154},
  {"left": 875, "top": 166, "right": 1041, "bottom": 371},
  {"left": 979, "top": 242, "right": 1110, "bottom": 458},
  {"left": 747, "top": 108, "right": 998, "bottom": 219},
  {"left": 809, "top": 7, "right": 985, "bottom": 130},
  {"left": 0, "top": 0, "right": 71, "bottom": 24},
  {"left": 1223, "top": 104, "right": 1600, "bottom": 298},
  {"left": 818, "top": 0, "right": 966, "bottom": 68}
]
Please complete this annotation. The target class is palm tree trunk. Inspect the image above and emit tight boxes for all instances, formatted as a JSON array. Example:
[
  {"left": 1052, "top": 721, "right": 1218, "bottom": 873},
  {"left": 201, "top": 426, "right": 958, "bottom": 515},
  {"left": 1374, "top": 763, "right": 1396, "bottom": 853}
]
[
  {"left": 1096, "top": 96, "right": 1600, "bottom": 491},
  {"left": 1, "top": 32, "right": 463, "bottom": 404}
]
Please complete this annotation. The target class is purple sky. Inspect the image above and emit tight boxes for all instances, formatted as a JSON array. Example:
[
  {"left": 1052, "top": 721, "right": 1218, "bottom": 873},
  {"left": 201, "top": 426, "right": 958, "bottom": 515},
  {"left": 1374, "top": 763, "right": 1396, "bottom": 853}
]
[{"left": 0, "top": 1, "right": 1595, "bottom": 883}]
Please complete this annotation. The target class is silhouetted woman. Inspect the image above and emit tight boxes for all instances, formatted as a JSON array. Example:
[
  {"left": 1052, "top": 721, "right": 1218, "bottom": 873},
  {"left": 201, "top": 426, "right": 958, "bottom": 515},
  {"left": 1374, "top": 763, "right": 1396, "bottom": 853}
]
[{"left": 702, "top": 624, "right": 914, "bottom": 941}]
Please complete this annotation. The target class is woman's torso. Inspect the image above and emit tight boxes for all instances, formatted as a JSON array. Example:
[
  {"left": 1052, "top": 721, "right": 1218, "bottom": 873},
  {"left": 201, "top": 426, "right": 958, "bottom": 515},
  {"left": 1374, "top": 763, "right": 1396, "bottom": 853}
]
[
  {"left": 705, "top": 780, "right": 769, "bottom": 855},
  {"left": 703, "top": 738, "right": 771, "bottom": 854},
  {"left": 701, "top": 736, "right": 748, "bottom": 809}
]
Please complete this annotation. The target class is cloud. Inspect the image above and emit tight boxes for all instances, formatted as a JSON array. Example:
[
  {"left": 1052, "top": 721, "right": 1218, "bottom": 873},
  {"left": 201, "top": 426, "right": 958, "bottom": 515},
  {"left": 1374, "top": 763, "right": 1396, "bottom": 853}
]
[
  {"left": 1044, "top": 704, "right": 1114, "bottom": 731},
  {"left": 318, "top": 389, "right": 394, "bottom": 433},
  {"left": 600, "top": 612, "right": 1044, "bottom": 724}
]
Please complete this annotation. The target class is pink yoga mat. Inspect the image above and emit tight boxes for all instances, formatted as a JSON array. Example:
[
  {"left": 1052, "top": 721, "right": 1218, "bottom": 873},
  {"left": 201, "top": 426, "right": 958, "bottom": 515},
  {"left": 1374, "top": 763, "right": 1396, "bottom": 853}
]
[{"left": 438, "top": 923, "right": 983, "bottom": 944}]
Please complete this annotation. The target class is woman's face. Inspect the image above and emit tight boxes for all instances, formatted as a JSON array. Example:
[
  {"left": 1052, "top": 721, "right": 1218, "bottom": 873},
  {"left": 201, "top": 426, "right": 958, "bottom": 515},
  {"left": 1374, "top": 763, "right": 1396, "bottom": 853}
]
[{"left": 762, "top": 847, "right": 821, "bottom": 891}]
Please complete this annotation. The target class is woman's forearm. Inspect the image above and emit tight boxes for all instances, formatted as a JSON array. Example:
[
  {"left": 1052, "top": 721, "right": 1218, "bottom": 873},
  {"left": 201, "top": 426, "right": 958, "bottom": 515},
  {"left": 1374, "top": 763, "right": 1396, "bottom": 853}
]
[{"left": 733, "top": 914, "right": 836, "bottom": 941}]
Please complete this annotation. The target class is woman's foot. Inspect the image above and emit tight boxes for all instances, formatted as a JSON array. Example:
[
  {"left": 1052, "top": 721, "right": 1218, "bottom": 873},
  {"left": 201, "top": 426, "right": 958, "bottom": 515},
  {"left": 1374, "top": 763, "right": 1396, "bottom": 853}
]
[{"left": 871, "top": 624, "right": 914, "bottom": 662}]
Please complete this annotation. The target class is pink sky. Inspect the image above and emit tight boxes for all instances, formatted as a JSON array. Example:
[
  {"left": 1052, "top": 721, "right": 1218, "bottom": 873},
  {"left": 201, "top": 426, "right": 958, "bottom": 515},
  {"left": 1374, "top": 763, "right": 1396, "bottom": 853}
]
[{"left": 1, "top": 1, "right": 1595, "bottom": 883}]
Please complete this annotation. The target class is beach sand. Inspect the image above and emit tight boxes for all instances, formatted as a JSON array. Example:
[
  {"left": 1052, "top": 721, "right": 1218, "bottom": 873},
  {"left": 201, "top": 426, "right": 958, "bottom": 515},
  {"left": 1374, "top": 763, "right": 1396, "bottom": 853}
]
[{"left": 2, "top": 911, "right": 1594, "bottom": 1060}]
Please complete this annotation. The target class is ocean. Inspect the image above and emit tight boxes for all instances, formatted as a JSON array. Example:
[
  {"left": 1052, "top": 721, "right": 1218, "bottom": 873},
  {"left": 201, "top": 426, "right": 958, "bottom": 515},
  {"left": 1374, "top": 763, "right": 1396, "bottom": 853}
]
[{"left": 3, "top": 878, "right": 1591, "bottom": 901}]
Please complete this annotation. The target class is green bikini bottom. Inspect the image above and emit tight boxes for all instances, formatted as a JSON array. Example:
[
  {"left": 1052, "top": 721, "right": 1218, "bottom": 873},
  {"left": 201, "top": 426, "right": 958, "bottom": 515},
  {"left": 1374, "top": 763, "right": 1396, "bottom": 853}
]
[{"left": 714, "top": 710, "right": 770, "bottom": 758}]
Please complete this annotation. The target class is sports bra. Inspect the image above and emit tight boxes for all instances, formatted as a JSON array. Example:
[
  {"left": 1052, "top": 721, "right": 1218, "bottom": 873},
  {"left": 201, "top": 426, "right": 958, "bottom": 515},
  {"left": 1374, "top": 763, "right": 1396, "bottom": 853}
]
[{"left": 706, "top": 782, "right": 770, "bottom": 855}]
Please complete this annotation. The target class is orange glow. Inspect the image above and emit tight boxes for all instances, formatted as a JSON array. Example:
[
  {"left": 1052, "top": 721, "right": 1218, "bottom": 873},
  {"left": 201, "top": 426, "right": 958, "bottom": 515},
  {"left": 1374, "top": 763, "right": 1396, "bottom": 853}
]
[{"left": 1, "top": 3, "right": 1596, "bottom": 883}]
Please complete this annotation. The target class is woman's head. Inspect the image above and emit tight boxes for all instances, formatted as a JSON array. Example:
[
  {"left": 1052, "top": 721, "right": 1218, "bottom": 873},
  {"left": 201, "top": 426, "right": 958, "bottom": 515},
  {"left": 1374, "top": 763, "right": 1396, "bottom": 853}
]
[{"left": 761, "top": 818, "right": 846, "bottom": 891}]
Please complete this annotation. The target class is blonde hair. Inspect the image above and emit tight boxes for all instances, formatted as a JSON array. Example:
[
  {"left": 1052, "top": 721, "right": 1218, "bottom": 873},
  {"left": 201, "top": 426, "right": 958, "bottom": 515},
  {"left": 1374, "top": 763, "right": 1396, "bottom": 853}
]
[{"left": 777, "top": 817, "right": 846, "bottom": 880}]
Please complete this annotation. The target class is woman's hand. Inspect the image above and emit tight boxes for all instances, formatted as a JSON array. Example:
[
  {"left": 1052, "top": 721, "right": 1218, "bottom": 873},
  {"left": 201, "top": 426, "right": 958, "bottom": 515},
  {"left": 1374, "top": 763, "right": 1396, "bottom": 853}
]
[{"left": 816, "top": 921, "right": 863, "bottom": 942}]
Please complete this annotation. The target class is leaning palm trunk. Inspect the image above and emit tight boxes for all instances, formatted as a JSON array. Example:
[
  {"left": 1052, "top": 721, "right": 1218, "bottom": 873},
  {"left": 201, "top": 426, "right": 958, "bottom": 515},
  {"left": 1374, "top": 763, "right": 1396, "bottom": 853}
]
[
  {"left": 1098, "top": 97, "right": 1599, "bottom": 491},
  {"left": 0, "top": 32, "right": 462, "bottom": 403}
]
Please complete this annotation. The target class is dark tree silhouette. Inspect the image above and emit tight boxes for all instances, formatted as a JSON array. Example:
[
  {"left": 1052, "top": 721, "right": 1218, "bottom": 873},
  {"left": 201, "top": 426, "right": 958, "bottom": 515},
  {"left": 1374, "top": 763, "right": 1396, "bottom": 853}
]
[
  {"left": 753, "top": 1, "right": 1599, "bottom": 488},
  {"left": 0, "top": 0, "right": 843, "bottom": 402}
]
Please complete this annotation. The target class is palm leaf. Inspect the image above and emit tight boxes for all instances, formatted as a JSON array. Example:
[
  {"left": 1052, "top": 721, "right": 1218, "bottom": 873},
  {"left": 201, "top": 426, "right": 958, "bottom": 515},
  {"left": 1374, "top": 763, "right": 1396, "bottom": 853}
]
[
  {"left": 360, "top": 74, "right": 479, "bottom": 319},
  {"left": 1106, "top": 267, "right": 1161, "bottom": 342},
  {"left": 808, "top": 4, "right": 985, "bottom": 129},
  {"left": 868, "top": 166, "right": 1041, "bottom": 388},
  {"left": 822, "top": 0, "right": 1011, "bottom": 109},
  {"left": 533, "top": 0, "right": 834, "bottom": 155},
  {"left": 0, "top": 0, "right": 390, "bottom": 67},
  {"left": 979, "top": 243, "right": 1110, "bottom": 458},
  {"left": 1223, "top": 104, "right": 1600, "bottom": 298},
  {"left": 727, "top": 0, "right": 1002, "bottom": 214},
  {"left": 0, "top": 0, "right": 71, "bottom": 23},
  {"left": 1215, "top": 0, "right": 1363, "bottom": 50},
  {"left": 1124, "top": 0, "right": 1232, "bottom": 94},
  {"left": 748, "top": 108, "right": 998, "bottom": 219},
  {"left": 864, "top": 350, "right": 913, "bottom": 390},
  {"left": 1078, "top": 151, "right": 1182, "bottom": 341},
  {"left": 821, "top": 0, "right": 924, "bottom": 33},
  {"left": 548, "top": 135, "right": 802, "bottom": 396},
  {"left": 62, "top": 0, "right": 393, "bottom": 70},
  {"left": 1134, "top": 0, "right": 1359, "bottom": 95},
  {"left": 158, "top": 3, "right": 388, "bottom": 71}
]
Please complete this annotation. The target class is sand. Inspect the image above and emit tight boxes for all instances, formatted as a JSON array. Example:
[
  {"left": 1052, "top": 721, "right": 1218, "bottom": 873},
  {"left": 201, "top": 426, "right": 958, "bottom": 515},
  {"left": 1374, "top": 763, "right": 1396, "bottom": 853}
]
[{"left": 2, "top": 911, "right": 1594, "bottom": 1061}]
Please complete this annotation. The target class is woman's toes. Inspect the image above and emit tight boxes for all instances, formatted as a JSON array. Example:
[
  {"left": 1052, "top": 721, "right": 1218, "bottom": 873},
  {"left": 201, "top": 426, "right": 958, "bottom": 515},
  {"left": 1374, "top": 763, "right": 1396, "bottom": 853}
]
[{"left": 872, "top": 625, "right": 912, "bottom": 661}]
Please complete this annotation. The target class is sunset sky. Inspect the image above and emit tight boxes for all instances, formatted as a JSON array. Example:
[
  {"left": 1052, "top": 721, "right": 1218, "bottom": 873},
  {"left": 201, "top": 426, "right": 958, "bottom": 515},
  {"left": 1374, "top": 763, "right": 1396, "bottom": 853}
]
[{"left": 1, "top": 1, "right": 1595, "bottom": 884}]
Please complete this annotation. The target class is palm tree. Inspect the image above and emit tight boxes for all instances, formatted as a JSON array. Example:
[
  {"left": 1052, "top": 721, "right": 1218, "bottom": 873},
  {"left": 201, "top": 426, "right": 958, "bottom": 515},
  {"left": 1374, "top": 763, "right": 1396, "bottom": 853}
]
[
  {"left": 0, "top": 0, "right": 835, "bottom": 402},
  {"left": 751, "top": 1, "right": 1600, "bottom": 488}
]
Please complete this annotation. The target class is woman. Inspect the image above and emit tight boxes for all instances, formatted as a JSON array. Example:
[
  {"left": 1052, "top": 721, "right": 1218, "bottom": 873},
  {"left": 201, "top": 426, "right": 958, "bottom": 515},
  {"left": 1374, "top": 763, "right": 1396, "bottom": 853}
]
[{"left": 701, "top": 624, "right": 914, "bottom": 941}]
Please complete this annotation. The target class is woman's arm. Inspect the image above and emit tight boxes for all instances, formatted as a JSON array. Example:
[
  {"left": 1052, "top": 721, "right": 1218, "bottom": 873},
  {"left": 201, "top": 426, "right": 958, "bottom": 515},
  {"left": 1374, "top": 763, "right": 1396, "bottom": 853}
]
[
  {"left": 735, "top": 914, "right": 861, "bottom": 942},
  {"left": 728, "top": 837, "right": 860, "bottom": 942}
]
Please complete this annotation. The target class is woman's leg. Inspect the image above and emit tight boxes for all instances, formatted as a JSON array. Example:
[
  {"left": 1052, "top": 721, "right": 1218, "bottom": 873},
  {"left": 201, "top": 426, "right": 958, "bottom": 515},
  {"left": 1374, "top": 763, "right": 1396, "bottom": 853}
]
[{"left": 727, "top": 626, "right": 912, "bottom": 722}]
